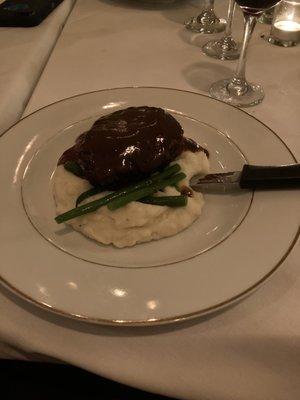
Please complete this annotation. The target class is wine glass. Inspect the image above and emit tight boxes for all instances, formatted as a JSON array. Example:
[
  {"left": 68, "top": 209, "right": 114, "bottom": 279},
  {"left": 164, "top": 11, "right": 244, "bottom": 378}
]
[
  {"left": 202, "top": 0, "right": 240, "bottom": 60},
  {"left": 185, "top": 0, "right": 226, "bottom": 34},
  {"left": 210, "top": 0, "right": 280, "bottom": 107}
]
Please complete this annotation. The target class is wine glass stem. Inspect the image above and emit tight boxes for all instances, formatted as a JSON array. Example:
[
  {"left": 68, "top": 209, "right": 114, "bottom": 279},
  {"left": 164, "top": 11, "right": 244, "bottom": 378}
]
[
  {"left": 229, "top": 13, "right": 257, "bottom": 95},
  {"left": 225, "top": 0, "right": 236, "bottom": 37},
  {"left": 197, "top": 0, "right": 219, "bottom": 26},
  {"left": 235, "top": 13, "right": 257, "bottom": 80}
]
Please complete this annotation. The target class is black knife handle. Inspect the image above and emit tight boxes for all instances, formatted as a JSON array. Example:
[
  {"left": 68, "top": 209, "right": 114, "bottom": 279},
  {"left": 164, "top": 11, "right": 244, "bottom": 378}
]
[{"left": 240, "top": 164, "right": 300, "bottom": 189}]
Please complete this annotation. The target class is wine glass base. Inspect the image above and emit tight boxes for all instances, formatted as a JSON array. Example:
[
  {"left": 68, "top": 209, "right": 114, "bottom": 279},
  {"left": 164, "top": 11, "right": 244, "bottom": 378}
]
[
  {"left": 185, "top": 16, "right": 226, "bottom": 34},
  {"left": 261, "top": 34, "right": 298, "bottom": 48},
  {"left": 210, "top": 79, "right": 264, "bottom": 108},
  {"left": 202, "top": 39, "right": 241, "bottom": 60}
]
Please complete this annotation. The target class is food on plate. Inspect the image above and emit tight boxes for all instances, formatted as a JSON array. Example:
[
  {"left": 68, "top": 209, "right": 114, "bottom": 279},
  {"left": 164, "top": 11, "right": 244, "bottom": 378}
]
[{"left": 53, "top": 106, "right": 209, "bottom": 247}]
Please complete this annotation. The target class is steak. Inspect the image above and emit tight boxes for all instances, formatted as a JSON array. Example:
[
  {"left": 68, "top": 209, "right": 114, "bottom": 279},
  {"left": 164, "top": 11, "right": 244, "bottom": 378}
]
[{"left": 59, "top": 106, "right": 206, "bottom": 189}]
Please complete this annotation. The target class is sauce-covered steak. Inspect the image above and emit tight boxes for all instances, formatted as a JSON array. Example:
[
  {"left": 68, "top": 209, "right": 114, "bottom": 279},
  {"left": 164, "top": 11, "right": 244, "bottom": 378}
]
[{"left": 59, "top": 106, "right": 206, "bottom": 189}]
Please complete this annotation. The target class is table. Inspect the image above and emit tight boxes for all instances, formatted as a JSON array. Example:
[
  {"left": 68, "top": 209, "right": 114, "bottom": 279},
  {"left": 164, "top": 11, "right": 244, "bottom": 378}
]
[
  {"left": 0, "top": 0, "right": 75, "bottom": 134},
  {"left": 1, "top": 1, "right": 300, "bottom": 399}
]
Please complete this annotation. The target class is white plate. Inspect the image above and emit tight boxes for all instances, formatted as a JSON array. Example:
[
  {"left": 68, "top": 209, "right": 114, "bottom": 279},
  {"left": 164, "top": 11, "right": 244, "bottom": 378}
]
[{"left": 0, "top": 87, "right": 299, "bottom": 325}]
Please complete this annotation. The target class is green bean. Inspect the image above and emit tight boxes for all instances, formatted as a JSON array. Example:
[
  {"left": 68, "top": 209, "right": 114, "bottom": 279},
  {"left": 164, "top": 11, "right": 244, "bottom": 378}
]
[
  {"left": 149, "top": 163, "right": 181, "bottom": 182},
  {"left": 64, "top": 161, "right": 84, "bottom": 177},
  {"left": 108, "top": 173, "right": 186, "bottom": 211},
  {"left": 75, "top": 163, "right": 181, "bottom": 206},
  {"left": 55, "top": 164, "right": 182, "bottom": 224},
  {"left": 76, "top": 187, "right": 103, "bottom": 207},
  {"left": 140, "top": 195, "right": 187, "bottom": 207},
  {"left": 173, "top": 183, "right": 181, "bottom": 193},
  {"left": 55, "top": 192, "right": 116, "bottom": 224}
]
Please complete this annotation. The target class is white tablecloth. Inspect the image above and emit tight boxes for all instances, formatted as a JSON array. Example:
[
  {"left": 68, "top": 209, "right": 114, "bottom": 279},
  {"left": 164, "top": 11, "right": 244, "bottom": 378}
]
[
  {"left": 1, "top": 1, "right": 300, "bottom": 399},
  {"left": 0, "top": 0, "right": 75, "bottom": 134}
]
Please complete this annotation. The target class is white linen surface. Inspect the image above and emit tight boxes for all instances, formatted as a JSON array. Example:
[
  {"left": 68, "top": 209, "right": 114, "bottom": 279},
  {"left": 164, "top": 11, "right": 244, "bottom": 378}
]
[
  {"left": 0, "top": 0, "right": 75, "bottom": 134},
  {"left": 1, "top": 1, "right": 299, "bottom": 399}
]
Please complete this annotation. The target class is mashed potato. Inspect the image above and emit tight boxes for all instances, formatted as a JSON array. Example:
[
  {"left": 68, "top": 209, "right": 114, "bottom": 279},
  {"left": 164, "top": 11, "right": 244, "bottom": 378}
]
[{"left": 53, "top": 150, "right": 209, "bottom": 248}]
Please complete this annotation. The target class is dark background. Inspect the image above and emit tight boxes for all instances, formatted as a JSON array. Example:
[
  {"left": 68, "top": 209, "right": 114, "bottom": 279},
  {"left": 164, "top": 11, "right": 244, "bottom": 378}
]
[{"left": 2, "top": 360, "right": 176, "bottom": 399}]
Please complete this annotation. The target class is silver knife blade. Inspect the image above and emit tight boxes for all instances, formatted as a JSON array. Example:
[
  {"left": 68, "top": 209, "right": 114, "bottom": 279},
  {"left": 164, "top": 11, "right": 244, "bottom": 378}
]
[{"left": 190, "top": 170, "right": 242, "bottom": 192}]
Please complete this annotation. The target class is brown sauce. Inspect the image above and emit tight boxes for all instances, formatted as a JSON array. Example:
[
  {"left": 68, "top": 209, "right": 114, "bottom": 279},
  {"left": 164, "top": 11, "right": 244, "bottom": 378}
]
[
  {"left": 180, "top": 186, "right": 194, "bottom": 197},
  {"left": 59, "top": 106, "right": 208, "bottom": 189}
]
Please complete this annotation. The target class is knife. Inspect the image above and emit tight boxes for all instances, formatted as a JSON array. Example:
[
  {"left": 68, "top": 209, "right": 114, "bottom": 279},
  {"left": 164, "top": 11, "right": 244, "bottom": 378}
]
[{"left": 190, "top": 164, "right": 300, "bottom": 191}]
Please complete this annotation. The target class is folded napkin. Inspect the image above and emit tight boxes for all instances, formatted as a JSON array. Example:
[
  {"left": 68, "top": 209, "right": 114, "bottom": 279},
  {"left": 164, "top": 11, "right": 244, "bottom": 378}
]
[{"left": 0, "top": 0, "right": 75, "bottom": 135}]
